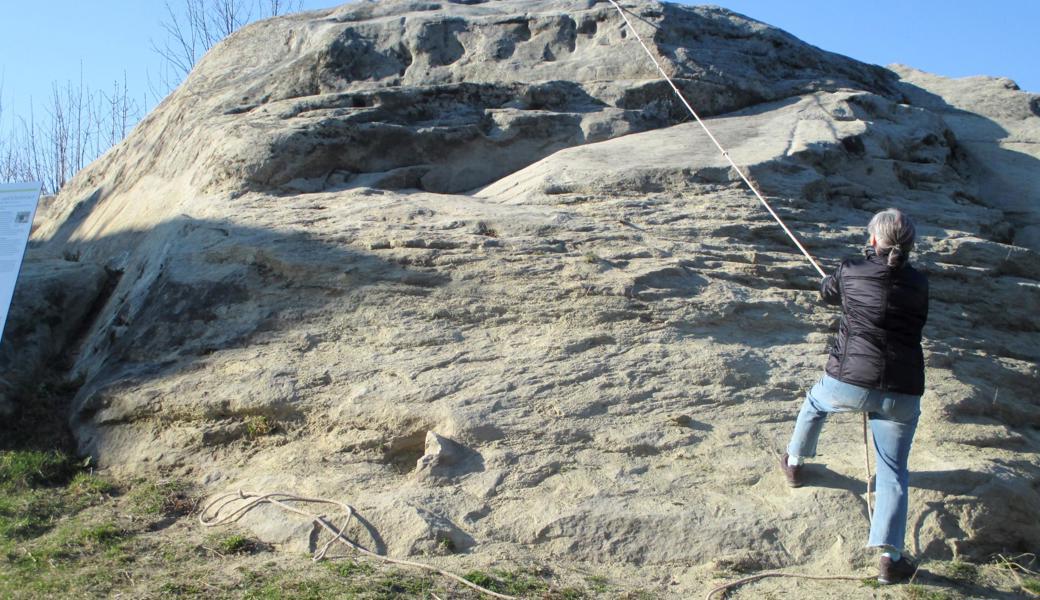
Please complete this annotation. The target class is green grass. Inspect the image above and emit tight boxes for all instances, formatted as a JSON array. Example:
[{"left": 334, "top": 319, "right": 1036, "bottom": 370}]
[
  {"left": 220, "top": 534, "right": 252, "bottom": 555},
  {"left": 1023, "top": 578, "right": 1040, "bottom": 594},
  {"left": 0, "top": 450, "right": 76, "bottom": 489},
  {"left": 209, "top": 533, "right": 264, "bottom": 556},
  {"left": 66, "top": 472, "right": 116, "bottom": 509},
  {"left": 126, "top": 478, "right": 193, "bottom": 517},
  {"left": 159, "top": 580, "right": 205, "bottom": 596},
  {"left": 547, "top": 588, "right": 587, "bottom": 600},
  {"left": 1, "top": 515, "right": 133, "bottom": 598},
  {"left": 0, "top": 487, "right": 67, "bottom": 540},
  {"left": 78, "top": 523, "right": 124, "bottom": 547},
  {"left": 464, "top": 568, "right": 546, "bottom": 595},
  {"left": 944, "top": 559, "right": 979, "bottom": 583},
  {"left": 0, "top": 450, "right": 112, "bottom": 544},
  {"left": 236, "top": 565, "right": 438, "bottom": 600},
  {"left": 861, "top": 577, "right": 881, "bottom": 589},
  {"left": 586, "top": 573, "right": 609, "bottom": 593},
  {"left": 902, "top": 584, "right": 953, "bottom": 600},
  {"left": 244, "top": 415, "right": 275, "bottom": 439},
  {"left": 324, "top": 559, "right": 375, "bottom": 578}
]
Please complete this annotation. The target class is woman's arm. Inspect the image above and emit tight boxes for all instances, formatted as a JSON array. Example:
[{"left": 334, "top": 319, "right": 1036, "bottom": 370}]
[{"left": 820, "top": 263, "right": 843, "bottom": 305}]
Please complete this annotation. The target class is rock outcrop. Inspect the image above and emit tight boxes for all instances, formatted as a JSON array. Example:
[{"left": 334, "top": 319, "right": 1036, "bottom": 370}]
[{"left": 9, "top": 0, "right": 1040, "bottom": 595}]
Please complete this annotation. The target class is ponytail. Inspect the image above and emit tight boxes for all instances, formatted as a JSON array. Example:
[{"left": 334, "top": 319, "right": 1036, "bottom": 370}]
[{"left": 885, "top": 246, "right": 904, "bottom": 268}]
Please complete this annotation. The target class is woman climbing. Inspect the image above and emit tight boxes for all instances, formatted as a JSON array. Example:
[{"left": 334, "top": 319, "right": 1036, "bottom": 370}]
[{"left": 780, "top": 208, "right": 929, "bottom": 585}]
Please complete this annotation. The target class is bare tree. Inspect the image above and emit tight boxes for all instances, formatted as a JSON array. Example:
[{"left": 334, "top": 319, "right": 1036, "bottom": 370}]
[
  {"left": 1, "top": 72, "right": 141, "bottom": 194},
  {"left": 2, "top": 0, "right": 301, "bottom": 193},
  {"left": 0, "top": 80, "right": 7, "bottom": 181},
  {"left": 151, "top": 0, "right": 303, "bottom": 96},
  {"left": 99, "top": 75, "right": 139, "bottom": 150}
]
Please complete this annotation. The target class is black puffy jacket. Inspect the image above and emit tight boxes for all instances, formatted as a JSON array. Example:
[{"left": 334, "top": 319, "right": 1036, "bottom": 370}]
[{"left": 821, "top": 249, "right": 929, "bottom": 395}]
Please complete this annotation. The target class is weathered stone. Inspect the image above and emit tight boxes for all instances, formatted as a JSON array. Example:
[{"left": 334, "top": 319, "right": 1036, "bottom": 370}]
[
  {"left": 415, "top": 431, "right": 482, "bottom": 483},
  {"left": 10, "top": 0, "right": 1040, "bottom": 595},
  {"left": 0, "top": 259, "right": 109, "bottom": 415}
]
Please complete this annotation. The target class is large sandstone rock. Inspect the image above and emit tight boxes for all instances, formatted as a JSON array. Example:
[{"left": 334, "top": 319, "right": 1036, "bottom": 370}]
[
  {"left": 0, "top": 258, "right": 111, "bottom": 416},
  {"left": 13, "top": 0, "right": 1040, "bottom": 595}
]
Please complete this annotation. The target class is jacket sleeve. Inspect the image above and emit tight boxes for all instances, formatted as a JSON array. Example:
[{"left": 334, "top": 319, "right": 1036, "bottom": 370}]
[{"left": 820, "top": 263, "right": 843, "bottom": 305}]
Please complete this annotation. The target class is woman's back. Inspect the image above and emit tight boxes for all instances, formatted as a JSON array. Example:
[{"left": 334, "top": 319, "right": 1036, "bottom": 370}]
[{"left": 822, "top": 249, "right": 929, "bottom": 395}]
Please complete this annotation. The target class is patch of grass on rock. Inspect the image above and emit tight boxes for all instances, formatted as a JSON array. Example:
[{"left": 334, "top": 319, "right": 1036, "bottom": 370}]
[
  {"left": 0, "top": 487, "right": 67, "bottom": 540},
  {"left": 1023, "top": 578, "right": 1040, "bottom": 594},
  {"left": 207, "top": 532, "right": 267, "bottom": 556},
  {"left": 944, "top": 559, "right": 979, "bottom": 583},
  {"left": 0, "top": 450, "right": 76, "bottom": 489},
  {"left": 463, "top": 568, "right": 550, "bottom": 595},
  {"left": 586, "top": 574, "right": 609, "bottom": 593},
  {"left": 236, "top": 565, "right": 437, "bottom": 600},
  {"left": 324, "top": 559, "right": 376, "bottom": 578},
  {"left": 902, "top": 584, "right": 953, "bottom": 600},
  {"left": 126, "top": 478, "right": 194, "bottom": 517},
  {"left": 245, "top": 415, "right": 276, "bottom": 439}
]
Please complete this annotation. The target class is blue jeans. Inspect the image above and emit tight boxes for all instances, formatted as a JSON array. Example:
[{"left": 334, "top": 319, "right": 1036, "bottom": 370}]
[{"left": 787, "top": 374, "right": 921, "bottom": 552}]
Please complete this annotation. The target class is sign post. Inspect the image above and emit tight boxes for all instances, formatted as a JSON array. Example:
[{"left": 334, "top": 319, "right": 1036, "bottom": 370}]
[{"left": 0, "top": 182, "right": 44, "bottom": 349}]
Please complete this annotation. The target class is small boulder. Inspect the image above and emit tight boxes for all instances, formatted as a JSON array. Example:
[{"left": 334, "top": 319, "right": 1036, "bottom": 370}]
[{"left": 415, "top": 431, "right": 481, "bottom": 482}]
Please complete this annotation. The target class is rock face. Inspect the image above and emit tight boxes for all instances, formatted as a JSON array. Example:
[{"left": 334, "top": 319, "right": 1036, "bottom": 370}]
[
  {"left": 0, "top": 259, "right": 111, "bottom": 416},
  {"left": 11, "top": 0, "right": 1040, "bottom": 595}
]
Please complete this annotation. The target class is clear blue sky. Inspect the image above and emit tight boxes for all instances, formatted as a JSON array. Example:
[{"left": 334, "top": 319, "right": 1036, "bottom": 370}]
[
  {"left": 704, "top": 0, "right": 1039, "bottom": 92},
  {"left": 0, "top": 0, "right": 339, "bottom": 123},
  {"left": 2, "top": 0, "right": 1037, "bottom": 127}
]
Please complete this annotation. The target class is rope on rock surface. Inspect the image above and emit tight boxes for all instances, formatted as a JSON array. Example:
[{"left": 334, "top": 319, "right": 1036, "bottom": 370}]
[
  {"left": 606, "top": 0, "right": 876, "bottom": 518},
  {"left": 200, "top": 8, "right": 884, "bottom": 600},
  {"left": 606, "top": 1, "right": 879, "bottom": 594},
  {"left": 198, "top": 490, "right": 517, "bottom": 600},
  {"left": 605, "top": 0, "right": 826, "bottom": 279}
]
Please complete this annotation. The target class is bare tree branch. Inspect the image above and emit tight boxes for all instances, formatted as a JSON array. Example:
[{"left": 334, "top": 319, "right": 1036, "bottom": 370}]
[
  {"left": 151, "top": 0, "right": 305, "bottom": 98},
  {"left": 2, "top": 0, "right": 304, "bottom": 192}
]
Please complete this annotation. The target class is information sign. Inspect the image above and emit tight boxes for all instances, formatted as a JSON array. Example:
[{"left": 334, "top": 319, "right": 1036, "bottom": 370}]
[{"left": 0, "top": 182, "right": 44, "bottom": 349}]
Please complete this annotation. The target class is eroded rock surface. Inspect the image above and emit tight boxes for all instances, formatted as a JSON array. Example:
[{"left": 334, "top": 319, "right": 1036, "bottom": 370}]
[
  {"left": 9, "top": 0, "right": 1040, "bottom": 596},
  {"left": 0, "top": 259, "right": 111, "bottom": 415}
]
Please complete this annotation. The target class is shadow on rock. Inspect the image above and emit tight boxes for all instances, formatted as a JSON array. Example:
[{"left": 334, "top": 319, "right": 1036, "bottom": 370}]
[
  {"left": 6, "top": 215, "right": 451, "bottom": 464},
  {"left": 802, "top": 463, "right": 867, "bottom": 494}
]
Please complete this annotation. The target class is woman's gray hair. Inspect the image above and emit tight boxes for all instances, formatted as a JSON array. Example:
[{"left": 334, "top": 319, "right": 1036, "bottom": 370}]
[{"left": 868, "top": 208, "right": 916, "bottom": 267}]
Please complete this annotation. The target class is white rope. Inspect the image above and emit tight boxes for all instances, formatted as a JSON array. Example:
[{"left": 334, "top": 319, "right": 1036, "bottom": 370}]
[
  {"left": 608, "top": 3, "right": 880, "bottom": 593},
  {"left": 605, "top": 0, "right": 826, "bottom": 279},
  {"left": 605, "top": 0, "right": 878, "bottom": 513},
  {"left": 199, "top": 490, "right": 517, "bottom": 600}
]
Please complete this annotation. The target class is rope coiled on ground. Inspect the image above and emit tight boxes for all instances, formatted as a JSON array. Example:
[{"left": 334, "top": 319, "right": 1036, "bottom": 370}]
[{"left": 198, "top": 490, "right": 517, "bottom": 600}]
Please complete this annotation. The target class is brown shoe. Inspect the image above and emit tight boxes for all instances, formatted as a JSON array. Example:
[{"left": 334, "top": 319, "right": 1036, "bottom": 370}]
[
  {"left": 878, "top": 555, "right": 917, "bottom": 585},
  {"left": 779, "top": 453, "right": 804, "bottom": 488}
]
